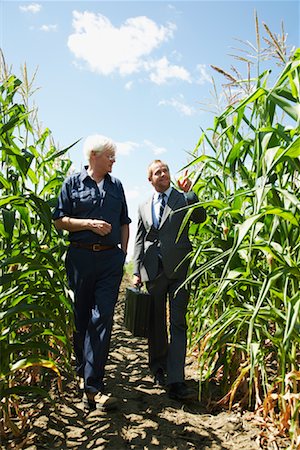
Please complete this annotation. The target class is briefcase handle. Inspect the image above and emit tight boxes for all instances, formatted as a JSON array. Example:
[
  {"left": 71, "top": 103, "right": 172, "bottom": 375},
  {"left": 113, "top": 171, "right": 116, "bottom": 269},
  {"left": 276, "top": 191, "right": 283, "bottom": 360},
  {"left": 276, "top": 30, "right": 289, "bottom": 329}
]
[
  {"left": 133, "top": 281, "right": 142, "bottom": 291},
  {"left": 132, "top": 282, "right": 148, "bottom": 295}
]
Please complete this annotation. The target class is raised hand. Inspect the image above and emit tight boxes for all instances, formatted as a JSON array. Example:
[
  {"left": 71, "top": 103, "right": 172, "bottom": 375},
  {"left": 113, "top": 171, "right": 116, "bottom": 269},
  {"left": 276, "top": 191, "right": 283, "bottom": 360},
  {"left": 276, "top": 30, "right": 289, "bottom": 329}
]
[{"left": 177, "top": 169, "right": 192, "bottom": 192}]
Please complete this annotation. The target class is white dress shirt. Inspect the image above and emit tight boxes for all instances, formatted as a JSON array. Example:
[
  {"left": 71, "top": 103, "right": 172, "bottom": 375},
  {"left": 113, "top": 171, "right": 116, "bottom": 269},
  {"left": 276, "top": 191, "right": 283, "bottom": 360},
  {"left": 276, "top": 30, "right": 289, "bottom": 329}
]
[{"left": 152, "top": 186, "right": 172, "bottom": 228}]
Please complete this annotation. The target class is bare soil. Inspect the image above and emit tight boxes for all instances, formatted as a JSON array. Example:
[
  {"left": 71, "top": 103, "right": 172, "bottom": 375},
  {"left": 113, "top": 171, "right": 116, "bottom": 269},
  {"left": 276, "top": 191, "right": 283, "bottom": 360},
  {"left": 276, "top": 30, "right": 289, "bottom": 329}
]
[{"left": 2, "top": 280, "right": 291, "bottom": 450}]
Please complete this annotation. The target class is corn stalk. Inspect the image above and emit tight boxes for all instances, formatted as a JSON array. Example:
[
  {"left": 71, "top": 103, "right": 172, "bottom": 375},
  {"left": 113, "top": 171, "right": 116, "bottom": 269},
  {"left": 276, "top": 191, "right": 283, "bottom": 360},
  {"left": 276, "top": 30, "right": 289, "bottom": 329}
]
[
  {"left": 0, "top": 60, "right": 76, "bottom": 439},
  {"left": 186, "top": 26, "right": 300, "bottom": 447}
]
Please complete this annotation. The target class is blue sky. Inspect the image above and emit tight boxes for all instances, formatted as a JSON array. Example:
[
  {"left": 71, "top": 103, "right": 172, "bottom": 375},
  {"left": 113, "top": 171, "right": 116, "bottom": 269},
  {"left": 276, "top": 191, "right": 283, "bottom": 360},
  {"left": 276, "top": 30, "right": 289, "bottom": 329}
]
[{"left": 1, "top": 1, "right": 299, "bottom": 257}]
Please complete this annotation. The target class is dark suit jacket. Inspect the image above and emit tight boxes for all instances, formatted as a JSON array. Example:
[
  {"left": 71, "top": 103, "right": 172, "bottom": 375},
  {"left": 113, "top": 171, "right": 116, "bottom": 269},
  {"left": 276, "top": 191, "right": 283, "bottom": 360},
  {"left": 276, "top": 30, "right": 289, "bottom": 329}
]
[{"left": 133, "top": 188, "right": 206, "bottom": 282}]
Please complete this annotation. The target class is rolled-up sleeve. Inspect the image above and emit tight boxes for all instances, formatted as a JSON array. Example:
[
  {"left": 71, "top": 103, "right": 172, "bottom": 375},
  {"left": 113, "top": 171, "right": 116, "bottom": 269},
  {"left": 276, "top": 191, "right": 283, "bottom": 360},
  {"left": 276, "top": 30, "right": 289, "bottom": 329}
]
[
  {"left": 119, "top": 183, "right": 131, "bottom": 226},
  {"left": 52, "top": 178, "right": 72, "bottom": 220}
]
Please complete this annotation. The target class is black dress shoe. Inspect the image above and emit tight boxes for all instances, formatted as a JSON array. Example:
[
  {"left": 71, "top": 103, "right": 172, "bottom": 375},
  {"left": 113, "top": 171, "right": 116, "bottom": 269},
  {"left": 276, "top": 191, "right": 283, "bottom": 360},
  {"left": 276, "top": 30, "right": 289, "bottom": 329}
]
[
  {"left": 154, "top": 368, "right": 166, "bottom": 387},
  {"left": 83, "top": 392, "right": 118, "bottom": 411},
  {"left": 168, "top": 382, "right": 197, "bottom": 402}
]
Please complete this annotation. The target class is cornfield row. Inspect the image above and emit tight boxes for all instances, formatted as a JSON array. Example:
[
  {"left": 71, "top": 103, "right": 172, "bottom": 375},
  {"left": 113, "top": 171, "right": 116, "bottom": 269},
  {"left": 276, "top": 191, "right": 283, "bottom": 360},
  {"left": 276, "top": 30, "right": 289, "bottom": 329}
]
[
  {"left": 0, "top": 21, "right": 299, "bottom": 449},
  {"left": 0, "top": 61, "right": 76, "bottom": 438},
  {"left": 186, "top": 42, "right": 300, "bottom": 447}
]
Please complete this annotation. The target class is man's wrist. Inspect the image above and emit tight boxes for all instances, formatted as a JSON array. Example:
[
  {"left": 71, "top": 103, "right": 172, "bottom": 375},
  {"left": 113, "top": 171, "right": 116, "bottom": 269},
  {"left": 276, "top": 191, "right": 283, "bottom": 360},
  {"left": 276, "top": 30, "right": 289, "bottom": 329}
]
[{"left": 84, "top": 219, "right": 93, "bottom": 231}]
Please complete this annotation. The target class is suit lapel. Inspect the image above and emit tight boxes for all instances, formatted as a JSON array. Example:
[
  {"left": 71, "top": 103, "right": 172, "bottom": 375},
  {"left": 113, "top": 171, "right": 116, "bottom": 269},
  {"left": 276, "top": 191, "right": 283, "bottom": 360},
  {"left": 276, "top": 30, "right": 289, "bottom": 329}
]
[
  {"left": 159, "top": 188, "right": 182, "bottom": 228},
  {"left": 143, "top": 196, "right": 154, "bottom": 228}
]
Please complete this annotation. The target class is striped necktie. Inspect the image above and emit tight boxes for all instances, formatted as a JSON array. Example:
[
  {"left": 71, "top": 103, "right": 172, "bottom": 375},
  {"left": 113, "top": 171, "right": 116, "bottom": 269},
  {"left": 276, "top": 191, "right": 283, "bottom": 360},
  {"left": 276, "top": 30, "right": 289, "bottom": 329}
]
[{"left": 158, "top": 193, "right": 166, "bottom": 226}]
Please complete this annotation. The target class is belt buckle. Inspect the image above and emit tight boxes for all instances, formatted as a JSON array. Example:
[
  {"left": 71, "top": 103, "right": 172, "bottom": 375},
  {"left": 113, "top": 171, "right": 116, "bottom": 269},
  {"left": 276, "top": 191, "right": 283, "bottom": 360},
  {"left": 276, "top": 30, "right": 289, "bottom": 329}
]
[{"left": 92, "top": 243, "right": 102, "bottom": 251}]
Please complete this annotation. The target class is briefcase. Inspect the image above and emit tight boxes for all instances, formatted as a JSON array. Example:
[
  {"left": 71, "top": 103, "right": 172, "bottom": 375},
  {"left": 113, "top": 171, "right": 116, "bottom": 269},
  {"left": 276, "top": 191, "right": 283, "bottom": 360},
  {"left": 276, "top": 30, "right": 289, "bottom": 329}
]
[{"left": 124, "top": 287, "right": 152, "bottom": 337}]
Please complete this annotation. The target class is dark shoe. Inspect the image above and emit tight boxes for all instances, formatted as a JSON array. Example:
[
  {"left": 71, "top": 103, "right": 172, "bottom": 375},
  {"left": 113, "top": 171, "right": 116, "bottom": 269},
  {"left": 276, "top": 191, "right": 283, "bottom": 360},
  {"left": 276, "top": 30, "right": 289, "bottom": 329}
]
[
  {"left": 168, "top": 382, "right": 197, "bottom": 402},
  {"left": 83, "top": 392, "right": 118, "bottom": 411},
  {"left": 154, "top": 368, "right": 166, "bottom": 387}
]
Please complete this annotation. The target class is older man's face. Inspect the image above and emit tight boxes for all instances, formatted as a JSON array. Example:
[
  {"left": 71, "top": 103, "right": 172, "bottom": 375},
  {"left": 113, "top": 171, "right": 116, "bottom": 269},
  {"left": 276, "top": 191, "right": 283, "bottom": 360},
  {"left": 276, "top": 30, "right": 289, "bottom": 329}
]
[
  {"left": 149, "top": 162, "right": 171, "bottom": 193},
  {"left": 92, "top": 149, "right": 116, "bottom": 173}
]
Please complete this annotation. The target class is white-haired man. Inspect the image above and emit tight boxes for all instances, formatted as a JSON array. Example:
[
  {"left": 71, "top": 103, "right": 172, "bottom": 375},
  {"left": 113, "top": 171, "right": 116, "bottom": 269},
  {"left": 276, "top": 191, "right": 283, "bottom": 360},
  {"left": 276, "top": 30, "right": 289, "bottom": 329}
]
[{"left": 53, "top": 135, "right": 131, "bottom": 411}]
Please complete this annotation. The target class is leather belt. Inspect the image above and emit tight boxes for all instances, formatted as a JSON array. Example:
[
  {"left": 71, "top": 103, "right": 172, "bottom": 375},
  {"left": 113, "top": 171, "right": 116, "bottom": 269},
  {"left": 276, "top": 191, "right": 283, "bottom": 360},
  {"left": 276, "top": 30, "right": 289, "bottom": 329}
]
[{"left": 70, "top": 242, "right": 116, "bottom": 251}]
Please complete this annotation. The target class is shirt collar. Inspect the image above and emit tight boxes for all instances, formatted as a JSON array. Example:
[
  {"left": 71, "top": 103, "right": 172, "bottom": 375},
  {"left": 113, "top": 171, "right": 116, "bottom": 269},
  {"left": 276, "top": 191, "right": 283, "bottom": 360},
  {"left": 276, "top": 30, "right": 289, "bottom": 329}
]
[
  {"left": 80, "top": 166, "right": 111, "bottom": 184},
  {"left": 154, "top": 186, "right": 172, "bottom": 201},
  {"left": 80, "top": 166, "right": 90, "bottom": 182}
]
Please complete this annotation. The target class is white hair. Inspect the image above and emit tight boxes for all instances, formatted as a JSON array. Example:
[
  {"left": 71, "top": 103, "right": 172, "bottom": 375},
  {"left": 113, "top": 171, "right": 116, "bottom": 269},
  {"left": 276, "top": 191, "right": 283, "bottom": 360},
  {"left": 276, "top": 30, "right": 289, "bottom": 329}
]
[{"left": 83, "top": 134, "right": 117, "bottom": 160}]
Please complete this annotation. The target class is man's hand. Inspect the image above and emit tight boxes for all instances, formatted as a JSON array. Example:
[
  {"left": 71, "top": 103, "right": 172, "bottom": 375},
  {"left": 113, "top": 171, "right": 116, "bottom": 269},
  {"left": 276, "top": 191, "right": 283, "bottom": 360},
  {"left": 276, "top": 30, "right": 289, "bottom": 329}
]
[
  {"left": 177, "top": 169, "right": 192, "bottom": 192},
  {"left": 132, "top": 274, "right": 142, "bottom": 288},
  {"left": 89, "top": 219, "right": 112, "bottom": 236},
  {"left": 54, "top": 216, "right": 112, "bottom": 235}
]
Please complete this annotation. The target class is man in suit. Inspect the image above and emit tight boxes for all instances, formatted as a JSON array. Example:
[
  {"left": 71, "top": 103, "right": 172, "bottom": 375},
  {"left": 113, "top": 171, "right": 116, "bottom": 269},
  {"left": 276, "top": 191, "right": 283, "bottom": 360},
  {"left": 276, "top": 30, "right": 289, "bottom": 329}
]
[{"left": 132, "top": 159, "right": 206, "bottom": 402}]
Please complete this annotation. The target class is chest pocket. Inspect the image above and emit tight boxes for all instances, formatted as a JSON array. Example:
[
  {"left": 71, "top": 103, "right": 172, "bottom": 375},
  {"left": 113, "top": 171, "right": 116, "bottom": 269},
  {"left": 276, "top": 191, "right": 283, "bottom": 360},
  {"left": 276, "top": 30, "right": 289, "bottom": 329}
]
[
  {"left": 104, "top": 190, "right": 123, "bottom": 216},
  {"left": 70, "top": 190, "right": 98, "bottom": 214}
]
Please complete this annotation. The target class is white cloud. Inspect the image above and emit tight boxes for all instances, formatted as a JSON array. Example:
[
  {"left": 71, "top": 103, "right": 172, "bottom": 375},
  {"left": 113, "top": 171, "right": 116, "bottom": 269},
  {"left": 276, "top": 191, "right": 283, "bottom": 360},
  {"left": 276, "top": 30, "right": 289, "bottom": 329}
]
[
  {"left": 158, "top": 94, "right": 196, "bottom": 116},
  {"left": 40, "top": 24, "right": 58, "bottom": 32},
  {"left": 116, "top": 139, "right": 167, "bottom": 158},
  {"left": 116, "top": 141, "right": 139, "bottom": 156},
  {"left": 147, "top": 57, "right": 191, "bottom": 85},
  {"left": 19, "top": 3, "right": 41, "bottom": 13},
  {"left": 167, "top": 4, "right": 182, "bottom": 14},
  {"left": 125, "top": 81, "right": 133, "bottom": 91},
  {"left": 144, "top": 139, "right": 167, "bottom": 155},
  {"left": 170, "top": 49, "right": 182, "bottom": 62},
  {"left": 68, "top": 11, "right": 175, "bottom": 77},
  {"left": 195, "top": 64, "right": 212, "bottom": 84}
]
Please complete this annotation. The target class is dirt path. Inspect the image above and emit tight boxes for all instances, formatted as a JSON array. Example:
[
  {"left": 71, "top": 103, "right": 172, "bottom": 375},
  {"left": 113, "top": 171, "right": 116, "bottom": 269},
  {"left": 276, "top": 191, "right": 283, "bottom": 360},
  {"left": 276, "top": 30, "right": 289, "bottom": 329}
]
[{"left": 5, "top": 281, "right": 289, "bottom": 450}]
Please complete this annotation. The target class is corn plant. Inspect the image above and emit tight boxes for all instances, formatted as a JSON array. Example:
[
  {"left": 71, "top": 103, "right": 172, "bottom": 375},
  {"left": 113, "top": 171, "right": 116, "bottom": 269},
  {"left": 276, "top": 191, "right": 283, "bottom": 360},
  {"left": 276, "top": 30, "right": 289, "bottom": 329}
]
[
  {"left": 0, "top": 59, "right": 75, "bottom": 439},
  {"left": 186, "top": 20, "right": 300, "bottom": 447}
]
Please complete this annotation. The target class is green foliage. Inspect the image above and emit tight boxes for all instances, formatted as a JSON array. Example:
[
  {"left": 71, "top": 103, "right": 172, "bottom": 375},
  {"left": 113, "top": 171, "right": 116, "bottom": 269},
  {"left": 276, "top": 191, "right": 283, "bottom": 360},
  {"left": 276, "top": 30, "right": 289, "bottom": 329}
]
[
  {"left": 124, "top": 260, "right": 134, "bottom": 277},
  {"left": 186, "top": 43, "right": 300, "bottom": 444},
  {"left": 0, "top": 68, "right": 76, "bottom": 438}
]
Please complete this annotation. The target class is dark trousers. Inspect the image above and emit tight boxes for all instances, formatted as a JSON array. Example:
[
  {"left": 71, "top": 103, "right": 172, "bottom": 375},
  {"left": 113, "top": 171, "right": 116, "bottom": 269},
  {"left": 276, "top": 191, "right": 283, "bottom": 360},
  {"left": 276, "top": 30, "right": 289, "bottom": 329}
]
[
  {"left": 146, "top": 272, "right": 189, "bottom": 385},
  {"left": 66, "top": 246, "right": 125, "bottom": 393}
]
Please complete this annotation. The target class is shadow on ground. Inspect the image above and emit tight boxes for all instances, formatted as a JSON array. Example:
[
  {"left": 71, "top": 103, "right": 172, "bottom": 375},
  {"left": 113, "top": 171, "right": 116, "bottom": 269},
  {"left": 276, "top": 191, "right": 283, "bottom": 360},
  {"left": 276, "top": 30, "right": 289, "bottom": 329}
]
[{"left": 3, "top": 283, "right": 266, "bottom": 450}]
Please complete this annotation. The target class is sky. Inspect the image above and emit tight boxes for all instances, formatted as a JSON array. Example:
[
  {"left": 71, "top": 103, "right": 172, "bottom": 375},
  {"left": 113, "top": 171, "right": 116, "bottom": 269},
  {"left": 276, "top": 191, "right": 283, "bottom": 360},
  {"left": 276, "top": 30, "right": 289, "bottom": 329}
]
[{"left": 1, "top": 0, "right": 299, "bottom": 258}]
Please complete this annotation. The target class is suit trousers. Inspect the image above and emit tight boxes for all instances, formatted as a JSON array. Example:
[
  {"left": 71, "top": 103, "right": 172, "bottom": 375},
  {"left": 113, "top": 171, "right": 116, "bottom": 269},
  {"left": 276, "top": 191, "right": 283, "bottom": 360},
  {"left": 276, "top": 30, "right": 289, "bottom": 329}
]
[
  {"left": 65, "top": 246, "right": 125, "bottom": 393},
  {"left": 146, "top": 271, "right": 189, "bottom": 385}
]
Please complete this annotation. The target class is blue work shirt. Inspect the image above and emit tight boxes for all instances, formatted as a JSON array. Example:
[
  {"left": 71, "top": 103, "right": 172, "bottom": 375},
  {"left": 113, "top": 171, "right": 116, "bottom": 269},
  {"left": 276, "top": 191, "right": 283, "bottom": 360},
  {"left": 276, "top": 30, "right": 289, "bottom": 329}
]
[{"left": 52, "top": 166, "right": 131, "bottom": 245}]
